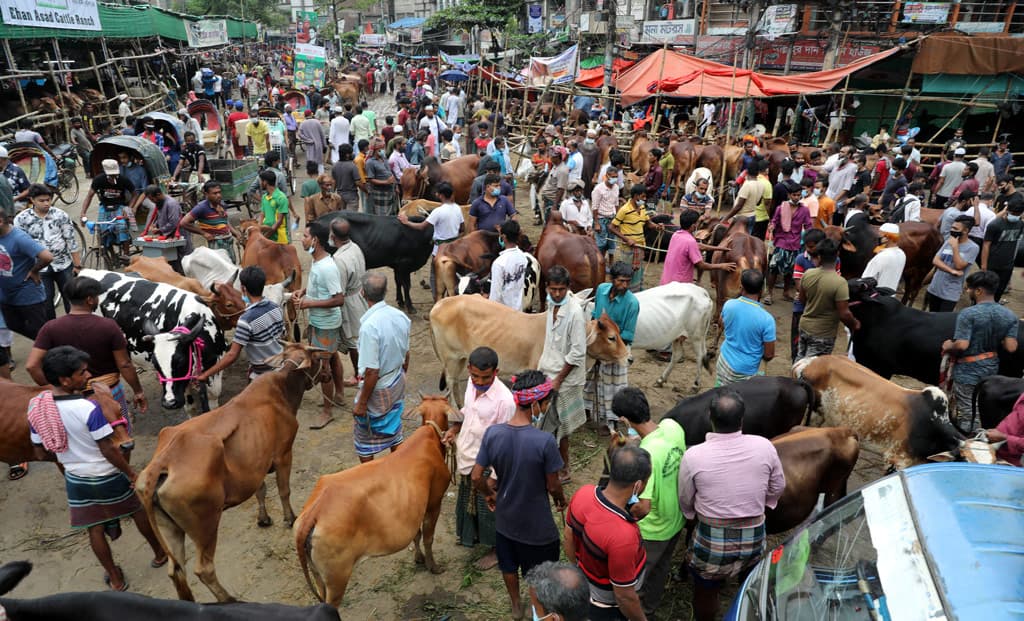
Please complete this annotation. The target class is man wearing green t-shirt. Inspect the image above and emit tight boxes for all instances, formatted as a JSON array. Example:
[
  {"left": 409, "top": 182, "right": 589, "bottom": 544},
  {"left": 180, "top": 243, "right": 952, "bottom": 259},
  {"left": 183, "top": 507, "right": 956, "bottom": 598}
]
[
  {"left": 258, "top": 170, "right": 290, "bottom": 244},
  {"left": 613, "top": 386, "right": 686, "bottom": 618}
]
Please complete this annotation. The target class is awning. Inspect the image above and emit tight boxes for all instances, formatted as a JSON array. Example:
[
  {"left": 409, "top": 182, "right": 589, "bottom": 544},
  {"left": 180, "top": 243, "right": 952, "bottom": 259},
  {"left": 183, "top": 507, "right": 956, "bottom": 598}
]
[
  {"left": 615, "top": 46, "right": 903, "bottom": 106},
  {"left": 387, "top": 17, "right": 426, "bottom": 29},
  {"left": 921, "top": 74, "right": 1024, "bottom": 98},
  {"left": 912, "top": 35, "right": 1024, "bottom": 75},
  {"left": 576, "top": 59, "right": 635, "bottom": 88}
]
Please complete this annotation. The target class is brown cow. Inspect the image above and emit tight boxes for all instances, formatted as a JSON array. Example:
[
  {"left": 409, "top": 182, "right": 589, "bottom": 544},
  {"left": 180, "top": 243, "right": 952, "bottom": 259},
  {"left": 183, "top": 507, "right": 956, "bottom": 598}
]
[
  {"left": 723, "top": 144, "right": 744, "bottom": 180},
  {"left": 330, "top": 78, "right": 360, "bottom": 106},
  {"left": 1, "top": 380, "right": 133, "bottom": 467},
  {"left": 630, "top": 135, "right": 656, "bottom": 177},
  {"left": 707, "top": 220, "right": 767, "bottom": 347},
  {"left": 794, "top": 355, "right": 963, "bottom": 470},
  {"left": 398, "top": 199, "right": 471, "bottom": 224},
  {"left": 766, "top": 426, "right": 859, "bottom": 534},
  {"left": 429, "top": 294, "right": 629, "bottom": 405},
  {"left": 294, "top": 394, "right": 454, "bottom": 607},
  {"left": 136, "top": 343, "right": 325, "bottom": 602},
  {"left": 238, "top": 220, "right": 303, "bottom": 292},
  {"left": 400, "top": 155, "right": 480, "bottom": 204},
  {"left": 535, "top": 212, "right": 605, "bottom": 303},
  {"left": 434, "top": 230, "right": 500, "bottom": 301},
  {"left": 128, "top": 256, "right": 244, "bottom": 330}
]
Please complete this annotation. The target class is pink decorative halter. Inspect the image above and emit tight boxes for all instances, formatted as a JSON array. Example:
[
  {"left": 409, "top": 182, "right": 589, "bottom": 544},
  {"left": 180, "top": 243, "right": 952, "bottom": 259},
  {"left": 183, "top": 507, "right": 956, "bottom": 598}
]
[{"left": 155, "top": 325, "right": 207, "bottom": 384}]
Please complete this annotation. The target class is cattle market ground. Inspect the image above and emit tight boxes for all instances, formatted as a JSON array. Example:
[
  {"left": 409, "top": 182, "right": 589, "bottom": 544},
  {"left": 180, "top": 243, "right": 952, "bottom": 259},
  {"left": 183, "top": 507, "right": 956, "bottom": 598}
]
[{"left": 4, "top": 103, "right": 1024, "bottom": 619}]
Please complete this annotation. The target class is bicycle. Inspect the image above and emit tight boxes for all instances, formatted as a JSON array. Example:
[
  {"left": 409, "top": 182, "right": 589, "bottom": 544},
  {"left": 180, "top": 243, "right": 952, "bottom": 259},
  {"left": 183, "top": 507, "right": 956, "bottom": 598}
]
[
  {"left": 79, "top": 216, "right": 135, "bottom": 271},
  {"left": 51, "top": 144, "right": 80, "bottom": 205}
]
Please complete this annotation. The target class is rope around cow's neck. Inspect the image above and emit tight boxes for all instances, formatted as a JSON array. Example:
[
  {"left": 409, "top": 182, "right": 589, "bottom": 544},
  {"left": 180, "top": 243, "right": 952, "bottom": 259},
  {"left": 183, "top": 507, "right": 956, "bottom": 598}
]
[{"left": 156, "top": 326, "right": 206, "bottom": 384}]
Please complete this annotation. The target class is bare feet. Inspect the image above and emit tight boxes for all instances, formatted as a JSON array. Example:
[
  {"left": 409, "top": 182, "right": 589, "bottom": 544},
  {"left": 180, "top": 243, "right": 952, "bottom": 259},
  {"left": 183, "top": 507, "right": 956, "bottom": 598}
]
[
  {"left": 475, "top": 549, "right": 499, "bottom": 571},
  {"left": 309, "top": 412, "right": 334, "bottom": 430}
]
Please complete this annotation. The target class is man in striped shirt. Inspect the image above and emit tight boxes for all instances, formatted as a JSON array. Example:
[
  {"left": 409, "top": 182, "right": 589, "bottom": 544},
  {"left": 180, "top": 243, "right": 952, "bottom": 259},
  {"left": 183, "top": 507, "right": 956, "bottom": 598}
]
[{"left": 196, "top": 266, "right": 284, "bottom": 382}]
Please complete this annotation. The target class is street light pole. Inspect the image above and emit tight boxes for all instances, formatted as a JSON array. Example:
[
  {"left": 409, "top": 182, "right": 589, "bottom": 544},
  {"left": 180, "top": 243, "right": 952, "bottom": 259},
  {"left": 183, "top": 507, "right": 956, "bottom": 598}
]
[{"left": 602, "top": 0, "right": 616, "bottom": 108}]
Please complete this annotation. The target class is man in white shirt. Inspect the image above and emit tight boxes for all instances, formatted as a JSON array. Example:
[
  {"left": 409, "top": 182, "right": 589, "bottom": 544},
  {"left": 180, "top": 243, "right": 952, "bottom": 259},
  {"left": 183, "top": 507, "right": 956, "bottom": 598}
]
[
  {"left": 419, "top": 105, "right": 448, "bottom": 157},
  {"left": 559, "top": 179, "right": 592, "bottom": 233},
  {"left": 974, "top": 148, "right": 996, "bottom": 193},
  {"left": 700, "top": 102, "right": 715, "bottom": 135},
  {"left": 329, "top": 108, "right": 350, "bottom": 164},
  {"left": 862, "top": 223, "right": 906, "bottom": 291},
  {"left": 489, "top": 220, "right": 529, "bottom": 311},
  {"left": 117, "top": 95, "right": 132, "bottom": 129},
  {"left": 898, "top": 182, "right": 923, "bottom": 222},
  {"left": 936, "top": 148, "right": 967, "bottom": 209},
  {"left": 968, "top": 195, "right": 996, "bottom": 246},
  {"left": 825, "top": 157, "right": 857, "bottom": 202},
  {"left": 397, "top": 181, "right": 464, "bottom": 299},
  {"left": 566, "top": 140, "right": 584, "bottom": 186},
  {"left": 446, "top": 89, "right": 462, "bottom": 127}
]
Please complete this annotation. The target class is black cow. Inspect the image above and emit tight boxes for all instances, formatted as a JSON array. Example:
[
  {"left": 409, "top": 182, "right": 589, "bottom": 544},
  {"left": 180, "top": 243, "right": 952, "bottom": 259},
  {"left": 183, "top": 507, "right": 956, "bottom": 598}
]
[
  {"left": 972, "top": 375, "right": 1024, "bottom": 430},
  {"left": 662, "top": 376, "right": 815, "bottom": 445},
  {"left": 644, "top": 213, "right": 677, "bottom": 264},
  {"left": 0, "top": 561, "right": 340, "bottom": 621},
  {"left": 317, "top": 211, "right": 433, "bottom": 314},
  {"left": 848, "top": 278, "right": 1024, "bottom": 385}
]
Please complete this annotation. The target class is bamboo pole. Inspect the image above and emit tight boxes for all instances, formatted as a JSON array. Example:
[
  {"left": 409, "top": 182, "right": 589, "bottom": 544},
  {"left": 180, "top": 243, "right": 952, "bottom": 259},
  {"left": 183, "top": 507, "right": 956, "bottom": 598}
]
[
  {"left": 891, "top": 69, "right": 914, "bottom": 130},
  {"left": 43, "top": 52, "right": 71, "bottom": 143},
  {"left": 990, "top": 78, "right": 1013, "bottom": 144},
  {"left": 716, "top": 50, "right": 740, "bottom": 215},
  {"left": 88, "top": 51, "right": 113, "bottom": 128},
  {"left": 925, "top": 89, "right": 993, "bottom": 144},
  {"left": 824, "top": 73, "right": 851, "bottom": 147},
  {"left": 2, "top": 39, "right": 29, "bottom": 120},
  {"left": 650, "top": 42, "right": 669, "bottom": 136}
]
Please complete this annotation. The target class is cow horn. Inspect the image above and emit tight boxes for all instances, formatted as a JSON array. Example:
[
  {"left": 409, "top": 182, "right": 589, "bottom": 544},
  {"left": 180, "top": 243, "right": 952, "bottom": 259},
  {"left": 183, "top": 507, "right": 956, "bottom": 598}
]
[
  {"left": 178, "top": 314, "right": 204, "bottom": 342},
  {"left": 281, "top": 270, "right": 296, "bottom": 289},
  {"left": 143, "top": 320, "right": 160, "bottom": 336},
  {"left": 230, "top": 269, "right": 240, "bottom": 285},
  {"left": 209, "top": 281, "right": 219, "bottom": 296}
]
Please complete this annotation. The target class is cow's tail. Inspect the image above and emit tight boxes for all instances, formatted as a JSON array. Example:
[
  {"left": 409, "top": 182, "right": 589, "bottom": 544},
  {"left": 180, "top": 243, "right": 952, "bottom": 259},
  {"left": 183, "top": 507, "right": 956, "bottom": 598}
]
[
  {"left": 698, "top": 297, "right": 714, "bottom": 372},
  {"left": 294, "top": 513, "right": 326, "bottom": 602},
  {"left": 427, "top": 315, "right": 447, "bottom": 392},
  {"left": 134, "top": 461, "right": 180, "bottom": 573},
  {"left": 797, "top": 378, "right": 818, "bottom": 426}
]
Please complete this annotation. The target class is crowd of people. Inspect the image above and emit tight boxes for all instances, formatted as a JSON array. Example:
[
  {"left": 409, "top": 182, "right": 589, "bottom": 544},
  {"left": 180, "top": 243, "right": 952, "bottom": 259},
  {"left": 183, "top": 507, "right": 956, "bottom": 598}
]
[{"left": 3, "top": 47, "right": 1024, "bottom": 621}]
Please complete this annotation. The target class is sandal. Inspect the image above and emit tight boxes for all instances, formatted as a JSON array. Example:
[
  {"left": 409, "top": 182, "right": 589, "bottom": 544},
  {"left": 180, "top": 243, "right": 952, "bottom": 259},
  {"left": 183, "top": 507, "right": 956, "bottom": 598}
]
[
  {"left": 309, "top": 416, "right": 335, "bottom": 430},
  {"left": 103, "top": 566, "right": 129, "bottom": 592},
  {"left": 8, "top": 464, "right": 28, "bottom": 481},
  {"left": 151, "top": 556, "right": 169, "bottom": 569}
]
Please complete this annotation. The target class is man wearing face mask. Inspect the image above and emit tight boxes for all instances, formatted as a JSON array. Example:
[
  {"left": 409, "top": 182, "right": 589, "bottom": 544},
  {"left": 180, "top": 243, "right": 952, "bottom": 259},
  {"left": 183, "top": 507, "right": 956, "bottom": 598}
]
[
  {"left": 677, "top": 391, "right": 785, "bottom": 621},
  {"left": 473, "top": 369, "right": 567, "bottom": 620},
  {"left": 294, "top": 221, "right": 346, "bottom": 429},
  {"left": 538, "top": 266, "right": 588, "bottom": 483},
  {"left": 445, "top": 347, "right": 516, "bottom": 571},
  {"left": 565, "top": 444, "right": 652, "bottom": 621},
  {"left": 611, "top": 185, "right": 664, "bottom": 291},
  {"left": 981, "top": 195, "right": 1024, "bottom": 301},
  {"left": 469, "top": 173, "right": 517, "bottom": 232},
  {"left": 942, "top": 270, "right": 1019, "bottom": 431},
  {"left": 364, "top": 138, "right": 398, "bottom": 216},
  {"left": 330, "top": 218, "right": 369, "bottom": 384},
  {"left": 992, "top": 138, "right": 1014, "bottom": 179},
  {"left": 525, "top": 561, "right": 591, "bottom": 621},
  {"left": 490, "top": 220, "right": 529, "bottom": 310},
  {"left": 580, "top": 129, "right": 602, "bottom": 196},
  {"left": 992, "top": 174, "right": 1019, "bottom": 214},
  {"left": 861, "top": 223, "right": 906, "bottom": 291},
  {"left": 592, "top": 166, "right": 621, "bottom": 262},
  {"left": 926, "top": 215, "right": 979, "bottom": 312},
  {"left": 559, "top": 179, "right": 592, "bottom": 234},
  {"left": 614, "top": 388, "right": 686, "bottom": 619},
  {"left": 586, "top": 263, "right": 639, "bottom": 436}
]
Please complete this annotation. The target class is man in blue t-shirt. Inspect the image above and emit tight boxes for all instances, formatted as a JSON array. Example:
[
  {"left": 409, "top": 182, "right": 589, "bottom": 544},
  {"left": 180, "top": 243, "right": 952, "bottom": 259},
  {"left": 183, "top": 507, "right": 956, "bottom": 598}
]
[
  {"left": 791, "top": 228, "right": 825, "bottom": 360},
  {"left": 0, "top": 206, "right": 53, "bottom": 339},
  {"left": 718, "top": 269, "right": 775, "bottom": 386},
  {"left": 943, "top": 270, "right": 1019, "bottom": 432},
  {"left": 473, "top": 370, "right": 567, "bottom": 620}
]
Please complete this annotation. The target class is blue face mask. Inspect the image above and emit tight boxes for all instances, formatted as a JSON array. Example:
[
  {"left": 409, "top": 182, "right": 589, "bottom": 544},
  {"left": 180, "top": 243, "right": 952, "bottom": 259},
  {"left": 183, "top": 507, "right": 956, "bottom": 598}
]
[
  {"left": 546, "top": 293, "right": 567, "bottom": 307},
  {"left": 490, "top": 187, "right": 501, "bottom": 197},
  {"left": 532, "top": 605, "right": 553, "bottom": 621},
  {"left": 1010, "top": 215, "right": 1022, "bottom": 223},
  {"left": 498, "top": 237, "right": 506, "bottom": 249},
  {"left": 242, "top": 295, "right": 251, "bottom": 305},
  {"left": 474, "top": 381, "right": 493, "bottom": 393}
]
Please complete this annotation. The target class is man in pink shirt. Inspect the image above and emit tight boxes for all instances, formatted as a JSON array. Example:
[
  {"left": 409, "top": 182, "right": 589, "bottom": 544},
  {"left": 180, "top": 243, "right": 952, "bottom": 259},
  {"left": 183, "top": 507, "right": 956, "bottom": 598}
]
[
  {"left": 989, "top": 392, "right": 1024, "bottom": 466},
  {"left": 677, "top": 390, "right": 785, "bottom": 621},
  {"left": 660, "top": 210, "right": 736, "bottom": 286},
  {"left": 443, "top": 346, "right": 516, "bottom": 570}
]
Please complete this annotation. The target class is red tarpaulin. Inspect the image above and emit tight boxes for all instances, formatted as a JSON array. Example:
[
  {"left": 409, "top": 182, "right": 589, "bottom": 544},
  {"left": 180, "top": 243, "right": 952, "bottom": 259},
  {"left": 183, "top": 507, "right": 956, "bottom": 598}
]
[
  {"left": 615, "top": 46, "right": 904, "bottom": 106},
  {"left": 575, "top": 59, "right": 635, "bottom": 88}
]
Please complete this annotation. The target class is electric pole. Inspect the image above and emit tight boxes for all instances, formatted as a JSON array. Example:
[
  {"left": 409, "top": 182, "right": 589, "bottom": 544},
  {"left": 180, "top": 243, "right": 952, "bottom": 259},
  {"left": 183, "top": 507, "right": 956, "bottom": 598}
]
[{"left": 602, "top": 0, "right": 616, "bottom": 108}]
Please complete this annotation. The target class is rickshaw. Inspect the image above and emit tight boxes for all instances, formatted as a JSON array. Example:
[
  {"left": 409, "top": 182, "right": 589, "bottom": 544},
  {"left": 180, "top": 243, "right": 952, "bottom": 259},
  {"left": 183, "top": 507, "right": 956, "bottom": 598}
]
[
  {"left": 187, "top": 99, "right": 223, "bottom": 158},
  {"left": 255, "top": 106, "right": 295, "bottom": 195},
  {"left": 282, "top": 89, "right": 309, "bottom": 112},
  {"left": 3, "top": 141, "right": 77, "bottom": 204},
  {"left": 726, "top": 463, "right": 1024, "bottom": 621},
  {"left": 133, "top": 111, "right": 185, "bottom": 176},
  {"left": 84, "top": 136, "right": 170, "bottom": 270}
]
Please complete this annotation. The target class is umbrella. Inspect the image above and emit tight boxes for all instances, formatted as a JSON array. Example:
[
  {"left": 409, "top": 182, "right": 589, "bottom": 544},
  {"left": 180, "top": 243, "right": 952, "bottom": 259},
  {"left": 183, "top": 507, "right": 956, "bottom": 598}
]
[{"left": 439, "top": 69, "right": 470, "bottom": 82}]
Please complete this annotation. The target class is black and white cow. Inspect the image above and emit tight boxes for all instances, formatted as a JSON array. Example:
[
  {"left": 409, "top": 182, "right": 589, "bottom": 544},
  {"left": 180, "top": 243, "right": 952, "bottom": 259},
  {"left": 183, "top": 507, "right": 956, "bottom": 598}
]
[
  {"left": 456, "top": 252, "right": 542, "bottom": 312},
  {"left": 80, "top": 269, "right": 227, "bottom": 412},
  {"left": 181, "top": 247, "right": 296, "bottom": 307}
]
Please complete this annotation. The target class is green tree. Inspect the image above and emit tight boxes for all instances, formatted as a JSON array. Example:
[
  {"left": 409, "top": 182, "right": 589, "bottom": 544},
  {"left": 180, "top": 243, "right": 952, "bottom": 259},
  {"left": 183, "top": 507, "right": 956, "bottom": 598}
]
[
  {"left": 185, "top": 0, "right": 287, "bottom": 27},
  {"left": 427, "top": 0, "right": 524, "bottom": 34}
]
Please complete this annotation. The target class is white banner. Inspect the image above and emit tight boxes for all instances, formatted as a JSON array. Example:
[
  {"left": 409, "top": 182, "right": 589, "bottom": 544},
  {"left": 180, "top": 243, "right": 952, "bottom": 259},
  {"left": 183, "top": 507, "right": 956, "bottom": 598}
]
[
  {"left": 902, "top": 2, "right": 951, "bottom": 24},
  {"left": 358, "top": 33, "right": 385, "bottom": 46},
  {"left": 527, "top": 3, "right": 543, "bottom": 34},
  {"left": 758, "top": 4, "right": 798, "bottom": 39},
  {"left": 0, "top": 0, "right": 100, "bottom": 30},
  {"left": 294, "top": 42, "right": 326, "bottom": 58},
  {"left": 186, "top": 19, "right": 228, "bottom": 48},
  {"left": 641, "top": 19, "right": 696, "bottom": 44},
  {"left": 528, "top": 44, "right": 578, "bottom": 87}
]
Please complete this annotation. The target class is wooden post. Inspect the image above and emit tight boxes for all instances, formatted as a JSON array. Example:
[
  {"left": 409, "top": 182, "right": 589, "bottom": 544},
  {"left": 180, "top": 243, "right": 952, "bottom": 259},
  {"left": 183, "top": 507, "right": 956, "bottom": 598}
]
[
  {"left": 103, "top": 38, "right": 133, "bottom": 101},
  {"left": 990, "top": 78, "right": 1014, "bottom": 144},
  {"left": 2, "top": 39, "right": 29, "bottom": 118},
  {"left": 825, "top": 74, "right": 851, "bottom": 147},
  {"left": 925, "top": 87, "right": 995, "bottom": 144},
  {"left": 650, "top": 42, "right": 669, "bottom": 136},
  {"left": 716, "top": 50, "right": 740, "bottom": 215},
  {"left": 891, "top": 69, "right": 914, "bottom": 131},
  {"left": 88, "top": 51, "right": 110, "bottom": 121},
  {"left": 43, "top": 52, "right": 72, "bottom": 142}
]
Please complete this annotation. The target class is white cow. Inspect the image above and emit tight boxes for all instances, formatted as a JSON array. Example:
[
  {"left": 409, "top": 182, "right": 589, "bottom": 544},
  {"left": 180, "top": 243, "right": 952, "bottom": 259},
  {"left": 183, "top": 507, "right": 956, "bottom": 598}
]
[
  {"left": 585, "top": 282, "right": 714, "bottom": 391},
  {"left": 183, "top": 247, "right": 295, "bottom": 306}
]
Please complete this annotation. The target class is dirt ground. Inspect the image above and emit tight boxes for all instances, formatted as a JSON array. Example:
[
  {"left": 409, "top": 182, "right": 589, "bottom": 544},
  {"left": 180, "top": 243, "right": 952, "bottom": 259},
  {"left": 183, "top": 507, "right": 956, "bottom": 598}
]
[{"left": 3, "top": 104, "right": 1020, "bottom": 618}]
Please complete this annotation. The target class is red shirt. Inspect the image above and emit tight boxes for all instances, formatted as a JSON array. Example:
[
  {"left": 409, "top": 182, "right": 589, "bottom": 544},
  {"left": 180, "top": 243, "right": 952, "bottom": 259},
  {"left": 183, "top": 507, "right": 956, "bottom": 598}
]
[
  {"left": 997, "top": 394, "right": 1024, "bottom": 466},
  {"left": 227, "top": 111, "right": 248, "bottom": 137},
  {"left": 567, "top": 485, "right": 646, "bottom": 605},
  {"left": 872, "top": 158, "right": 889, "bottom": 192}
]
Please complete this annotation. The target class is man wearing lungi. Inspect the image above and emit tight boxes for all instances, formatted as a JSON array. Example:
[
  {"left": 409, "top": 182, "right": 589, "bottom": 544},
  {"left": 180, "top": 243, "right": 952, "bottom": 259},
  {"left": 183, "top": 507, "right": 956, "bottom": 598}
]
[
  {"left": 329, "top": 218, "right": 370, "bottom": 385},
  {"left": 29, "top": 346, "right": 166, "bottom": 592},
  {"left": 444, "top": 347, "right": 515, "bottom": 571},
  {"left": 677, "top": 390, "right": 785, "bottom": 621},
  {"left": 537, "top": 265, "right": 588, "bottom": 485},
  {"left": 24, "top": 276, "right": 147, "bottom": 482},
  {"left": 609, "top": 185, "right": 665, "bottom": 291},
  {"left": 585, "top": 262, "right": 639, "bottom": 436},
  {"left": 353, "top": 272, "right": 411, "bottom": 462}
]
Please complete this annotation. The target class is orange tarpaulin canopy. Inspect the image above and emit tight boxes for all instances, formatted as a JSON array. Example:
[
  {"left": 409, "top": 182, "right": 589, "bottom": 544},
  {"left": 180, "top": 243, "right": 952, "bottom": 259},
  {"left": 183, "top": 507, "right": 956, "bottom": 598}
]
[
  {"left": 615, "top": 46, "right": 903, "bottom": 106},
  {"left": 575, "top": 58, "right": 635, "bottom": 88}
]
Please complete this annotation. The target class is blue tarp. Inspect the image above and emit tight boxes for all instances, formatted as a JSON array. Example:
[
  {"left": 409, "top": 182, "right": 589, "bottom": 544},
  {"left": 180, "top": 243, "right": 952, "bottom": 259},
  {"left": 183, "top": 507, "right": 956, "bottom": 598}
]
[{"left": 387, "top": 16, "right": 426, "bottom": 29}]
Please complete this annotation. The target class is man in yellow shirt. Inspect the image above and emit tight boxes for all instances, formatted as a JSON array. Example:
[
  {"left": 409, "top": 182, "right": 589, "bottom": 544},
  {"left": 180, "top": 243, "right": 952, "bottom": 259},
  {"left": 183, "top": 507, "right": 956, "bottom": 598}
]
[
  {"left": 609, "top": 184, "right": 664, "bottom": 291},
  {"left": 752, "top": 159, "right": 773, "bottom": 239},
  {"left": 353, "top": 138, "right": 369, "bottom": 213},
  {"left": 246, "top": 110, "right": 270, "bottom": 157},
  {"left": 258, "top": 170, "right": 290, "bottom": 243}
]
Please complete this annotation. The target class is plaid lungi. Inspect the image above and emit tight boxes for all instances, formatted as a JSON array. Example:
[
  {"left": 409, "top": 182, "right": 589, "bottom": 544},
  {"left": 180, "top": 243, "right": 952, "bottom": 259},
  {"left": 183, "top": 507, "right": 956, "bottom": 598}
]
[
  {"left": 688, "top": 515, "right": 766, "bottom": 582},
  {"left": 952, "top": 381, "right": 977, "bottom": 432},
  {"left": 769, "top": 247, "right": 799, "bottom": 277},
  {"left": 455, "top": 474, "right": 497, "bottom": 547},
  {"left": 368, "top": 186, "right": 397, "bottom": 216},
  {"left": 795, "top": 330, "right": 837, "bottom": 362},
  {"left": 584, "top": 359, "right": 629, "bottom": 425},
  {"left": 65, "top": 471, "right": 142, "bottom": 528},
  {"left": 556, "top": 384, "right": 586, "bottom": 441},
  {"left": 714, "top": 355, "right": 754, "bottom": 388},
  {"left": 353, "top": 372, "right": 406, "bottom": 457},
  {"left": 614, "top": 244, "right": 645, "bottom": 291}
]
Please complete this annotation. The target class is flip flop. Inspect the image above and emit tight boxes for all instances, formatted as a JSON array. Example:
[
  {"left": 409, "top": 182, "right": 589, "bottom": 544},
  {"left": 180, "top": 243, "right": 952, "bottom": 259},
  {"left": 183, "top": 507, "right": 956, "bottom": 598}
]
[
  {"left": 103, "top": 566, "right": 129, "bottom": 592},
  {"left": 309, "top": 417, "right": 335, "bottom": 430},
  {"left": 151, "top": 556, "right": 169, "bottom": 569},
  {"left": 8, "top": 464, "right": 27, "bottom": 481}
]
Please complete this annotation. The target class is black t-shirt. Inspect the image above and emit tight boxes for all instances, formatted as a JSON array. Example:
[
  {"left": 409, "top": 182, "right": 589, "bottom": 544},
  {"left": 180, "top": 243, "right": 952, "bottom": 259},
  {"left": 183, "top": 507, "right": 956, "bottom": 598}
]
[
  {"left": 182, "top": 143, "right": 206, "bottom": 170},
  {"left": 983, "top": 216, "right": 1024, "bottom": 268},
  {"left": 90, "top": 174, "right": 135, "bottom": 207},
  {"left": 851, "top": 170, "right": 872, "bottom": 197},
  {"left": 993, "top": 190, "right": 1020, "bottom": 214}
]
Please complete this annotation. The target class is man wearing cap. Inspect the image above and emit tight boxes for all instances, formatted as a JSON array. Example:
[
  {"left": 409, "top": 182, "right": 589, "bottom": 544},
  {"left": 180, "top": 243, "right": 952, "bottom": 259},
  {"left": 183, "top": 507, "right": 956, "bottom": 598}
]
[
  {"left": 543, "top": 124, "right": 562, "bottom": 147},
  {"left": 419, "top": 105, "right": 448, "bottom": 158},
  {"left": 0, "top": 146, "right": 31, "bottom": 205},
  {"left": 935, "top": 149, "right": 967, "bottom": 209},
  {"left": 862, "top": 223, "right": 906, "bottom": 291},
  {"left": 329, "top": 106, "right": 350, "bottom": 164},
  {"left": 298, "top": 109, "right": 327, "bottom": 175},
  {"left": 80, "top": 159, "right": 136, "bottom": 256},
  {"left": 178, "top": 108, "right": 203, "bottom": 146},
  {"left": 117, "top": 95, "right": 131, "bottom": 129},
  {"left": 227, "top": 101, "right": 248, "bottom": 159},
  {"left": 559, "top": 179, "right": 592, "bottom": 234}
]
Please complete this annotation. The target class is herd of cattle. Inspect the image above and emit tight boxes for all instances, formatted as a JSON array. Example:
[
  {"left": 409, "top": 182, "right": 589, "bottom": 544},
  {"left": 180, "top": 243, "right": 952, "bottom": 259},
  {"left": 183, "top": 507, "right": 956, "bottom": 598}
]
[{"left": 0, "top": 179, "right": 1020, "bottom": 616}]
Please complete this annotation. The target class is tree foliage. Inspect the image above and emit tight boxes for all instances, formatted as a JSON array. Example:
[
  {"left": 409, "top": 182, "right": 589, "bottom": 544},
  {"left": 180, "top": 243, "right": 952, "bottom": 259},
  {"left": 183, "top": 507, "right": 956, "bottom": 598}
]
[
  {"left": 427, "top": 0, "right": 524, "bottom": 34},
  {"left": 185, "top": 0, "right": 287, "bottom": 27}
]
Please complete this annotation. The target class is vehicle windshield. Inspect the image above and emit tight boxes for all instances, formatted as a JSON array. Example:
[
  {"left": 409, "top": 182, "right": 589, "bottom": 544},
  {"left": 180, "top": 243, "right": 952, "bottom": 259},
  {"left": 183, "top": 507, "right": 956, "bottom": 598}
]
[{"left": 737, "top": 475, "right": 947, "bottom": 621}]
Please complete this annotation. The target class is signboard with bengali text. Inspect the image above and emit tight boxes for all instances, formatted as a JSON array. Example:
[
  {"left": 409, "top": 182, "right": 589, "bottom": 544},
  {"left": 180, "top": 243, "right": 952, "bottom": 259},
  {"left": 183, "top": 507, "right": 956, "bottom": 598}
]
[{"left": 641, "top": 19, "right": 696, "bottom": 44}]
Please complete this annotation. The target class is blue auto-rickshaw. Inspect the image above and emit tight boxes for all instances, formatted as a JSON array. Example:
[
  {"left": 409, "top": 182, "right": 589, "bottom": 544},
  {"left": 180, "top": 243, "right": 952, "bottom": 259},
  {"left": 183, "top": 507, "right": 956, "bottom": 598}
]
[{"left": 726, "top": 463, "right": 1024, "bottom": 621}]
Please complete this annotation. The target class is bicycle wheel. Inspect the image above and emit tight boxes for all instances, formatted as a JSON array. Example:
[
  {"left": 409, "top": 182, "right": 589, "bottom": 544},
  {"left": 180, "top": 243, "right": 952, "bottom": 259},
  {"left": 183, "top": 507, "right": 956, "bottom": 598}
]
[
  {"left": 57, "top": 170, "right": 79, "bottom": 204},
  {"left": 82, "top": 248, "right": 107, "bottom": 270},
  {"left": 73, "top": 223, "right": 87, "bottom": 256}
]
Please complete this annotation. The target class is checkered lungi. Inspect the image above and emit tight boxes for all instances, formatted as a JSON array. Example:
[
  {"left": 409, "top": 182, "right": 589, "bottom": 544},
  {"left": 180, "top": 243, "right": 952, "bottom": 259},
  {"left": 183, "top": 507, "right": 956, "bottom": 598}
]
[
  {"left": 368, "top": 186, "right": 397, "bottom": 216},
  {"left": 952, "top": 381, "right": 977, "bottom": 432},
  {"left": 353, "top": 372, "right": 406, "bottom": 457},
  {"left": 714, "top": 355, "right": 754, "bottom": 388},
  {"left": 584, "top": 359, "right": 629, "bottom": 425},
  {"left": 455, "top": 473, "right": 497, "bottom": 547},
  {"left": 769, "top": 247, "right": 799, "bottom": 277},
  {"left": 614, "top": 244, "right": 645, "bottom": 291},
  {"left": 688, "top": 515, "right": 766, "bottom": 582},
  {"left": 795, "top": 331, "right": 836, "bottom": 362},
  {"left": 556, "top": 384, "right": 586, "bottom": 441},
  {"left": 65, "top": 471, "right": 142, "bottom": 528}
]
